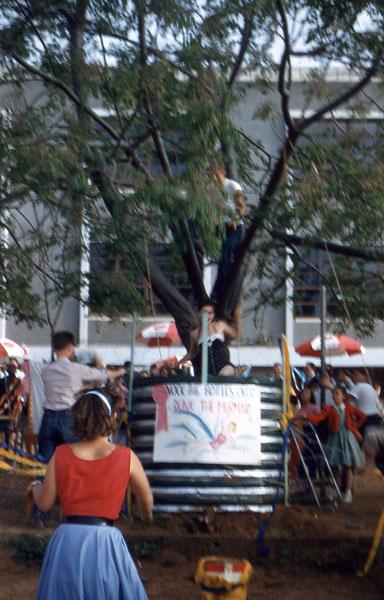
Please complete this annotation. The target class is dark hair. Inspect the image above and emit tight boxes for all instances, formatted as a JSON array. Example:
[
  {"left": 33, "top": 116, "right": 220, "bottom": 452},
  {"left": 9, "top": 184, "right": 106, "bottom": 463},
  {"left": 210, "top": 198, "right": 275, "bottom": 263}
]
[
  {"left": 52, "top": 331, "right": 75, "bottom": 351},
  {"left": 301, "top": 386, "right": 316, "bottom": 404},
  {"left": 355, "top": 368, "right": 367, "bottom": 377},
  {"left": 339, "top": 369, "right": 351, "bottom": 377},
  {"left": 333, "top": 385, "right": 347, "bottom": 399},
  {"left": 70, "top": 387, "right": 117, "bottom": 440},
  {"left": 305, "top": 362, "right": 316, "bottom": 371},
  {"left": 8, "top": 357, "right": 20, "bottom": 368}
]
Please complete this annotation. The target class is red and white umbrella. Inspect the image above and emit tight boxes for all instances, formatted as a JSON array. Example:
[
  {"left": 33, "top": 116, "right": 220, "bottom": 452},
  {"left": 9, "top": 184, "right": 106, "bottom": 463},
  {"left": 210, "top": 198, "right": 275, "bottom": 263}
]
[
  {"left": 136, "top": 322, "right": 180, "bottom": 347},
  {"left": 0, "top": 338, "right": 29, "bottom": 360},
  {"left": 295, "top": 333, "right": 364, "bottom": 357}
]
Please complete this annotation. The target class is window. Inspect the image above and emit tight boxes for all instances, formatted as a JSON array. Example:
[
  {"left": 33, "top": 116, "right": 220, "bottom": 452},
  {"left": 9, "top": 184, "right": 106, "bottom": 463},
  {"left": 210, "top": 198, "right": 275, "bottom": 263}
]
[
  {"left": 292, "top": 116, "right": 384, "bottom": 319},
  {"left": 89, "top": 242, "right": 195, "bottom": 316},
  {"left": 294, "top": 250, "right": 339, "bottom": 318}
]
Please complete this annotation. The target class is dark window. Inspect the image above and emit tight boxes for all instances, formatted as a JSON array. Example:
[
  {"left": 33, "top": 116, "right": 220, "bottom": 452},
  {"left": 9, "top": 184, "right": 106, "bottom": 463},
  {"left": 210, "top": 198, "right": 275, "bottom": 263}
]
[
  {"left": 292, "top": 117, "right": 383, "bottom": 319},
  {"left": 89, "top": 242, "right": 195, "bottom": 316},
  {"left": 293, "top": 250, "right": 339, "bottom": 318}
]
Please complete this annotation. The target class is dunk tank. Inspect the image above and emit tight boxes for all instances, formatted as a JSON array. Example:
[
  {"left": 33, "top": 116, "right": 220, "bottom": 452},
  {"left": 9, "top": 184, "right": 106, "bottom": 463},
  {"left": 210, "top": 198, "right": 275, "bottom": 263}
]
[{"left": 131, "top": 376, "right": 283, "bottom": 513}]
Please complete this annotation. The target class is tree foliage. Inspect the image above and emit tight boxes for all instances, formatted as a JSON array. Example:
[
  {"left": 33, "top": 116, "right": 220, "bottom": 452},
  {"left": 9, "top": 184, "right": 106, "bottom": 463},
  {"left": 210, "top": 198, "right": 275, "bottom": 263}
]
[{"left": 0, "top": 0, "right": 384, "bottom": 342}]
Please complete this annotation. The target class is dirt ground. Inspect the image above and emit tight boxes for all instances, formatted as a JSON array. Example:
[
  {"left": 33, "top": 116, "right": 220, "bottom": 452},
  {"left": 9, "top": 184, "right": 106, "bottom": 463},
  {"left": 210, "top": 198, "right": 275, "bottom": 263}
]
[{"left": 0, "top": 470, "right": 383, "bottom": 599}]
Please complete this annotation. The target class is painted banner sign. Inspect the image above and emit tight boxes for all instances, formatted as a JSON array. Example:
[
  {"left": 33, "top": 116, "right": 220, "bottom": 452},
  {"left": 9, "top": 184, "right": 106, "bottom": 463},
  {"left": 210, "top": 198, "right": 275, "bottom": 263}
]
[{"left": 152, "top": 383, "right": 261, "bottom": 464}]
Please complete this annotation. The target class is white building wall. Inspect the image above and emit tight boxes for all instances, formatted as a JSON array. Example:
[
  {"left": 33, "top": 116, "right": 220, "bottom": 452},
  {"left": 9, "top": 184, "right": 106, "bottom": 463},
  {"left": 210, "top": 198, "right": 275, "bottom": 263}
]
[{"left": 2, "top": 74, "right": 384, "bottom": 368}]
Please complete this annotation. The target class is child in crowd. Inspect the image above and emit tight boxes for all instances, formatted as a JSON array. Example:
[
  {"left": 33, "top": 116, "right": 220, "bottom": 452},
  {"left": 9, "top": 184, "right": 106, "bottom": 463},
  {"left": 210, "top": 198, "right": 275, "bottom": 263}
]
[
  {"left": 26, "top": 387, "right": 152, "bottom": 599},
  {"left": 294, "top": 387, "right": 320, "bottom": 483},
  {"left": 303, "top": 385, "right": 366, "bottom": 503}
]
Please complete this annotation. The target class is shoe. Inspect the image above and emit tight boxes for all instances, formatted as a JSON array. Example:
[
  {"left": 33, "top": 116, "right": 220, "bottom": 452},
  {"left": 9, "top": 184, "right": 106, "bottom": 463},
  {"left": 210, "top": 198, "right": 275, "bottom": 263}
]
[
  {"left": 343, "top": 490, "right": 353, "bottom": 504},
  {"left": 326, "top": 489, "right": 338, "bottom": 501}
]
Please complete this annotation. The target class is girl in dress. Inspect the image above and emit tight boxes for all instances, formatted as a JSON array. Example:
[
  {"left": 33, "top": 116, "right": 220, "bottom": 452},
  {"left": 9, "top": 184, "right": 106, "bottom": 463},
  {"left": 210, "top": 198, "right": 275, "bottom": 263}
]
[
  {"left": 306, "top": 385, "right": 366, "bottom": 504},
  {"left": 26, "top": 388, "right": 153, "bottom": 600}
]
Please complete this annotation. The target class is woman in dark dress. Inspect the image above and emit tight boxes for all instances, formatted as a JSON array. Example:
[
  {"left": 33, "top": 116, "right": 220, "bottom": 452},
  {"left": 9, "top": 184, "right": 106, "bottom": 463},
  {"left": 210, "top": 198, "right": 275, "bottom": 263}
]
[{"left": 180, "top": 305, "right": 239, "bottom": 377}]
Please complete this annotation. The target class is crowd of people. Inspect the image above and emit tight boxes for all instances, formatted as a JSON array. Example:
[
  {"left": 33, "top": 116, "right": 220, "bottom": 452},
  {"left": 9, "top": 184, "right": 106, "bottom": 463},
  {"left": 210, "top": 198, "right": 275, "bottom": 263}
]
[
  {"left": 288, "top": 362, "right": 384, "bottom": 504},
  {"left": 0, "top": 330, "right": 382, "bottom": 596},
  {"left": 2, "top": 160, "right": 381, "bottom": 597},
  {"left": 0, "top": 357, "right": 27, "bottom": 447}
]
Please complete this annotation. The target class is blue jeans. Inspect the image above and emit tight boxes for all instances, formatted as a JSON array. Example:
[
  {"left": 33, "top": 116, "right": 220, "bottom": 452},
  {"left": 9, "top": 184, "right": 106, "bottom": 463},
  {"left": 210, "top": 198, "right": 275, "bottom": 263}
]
[
  {"left": 38, "top": 409, "right": 78, "bottom": 462},
  {"left": 211, "top": 223, "right": 244, "bottom": 301}
]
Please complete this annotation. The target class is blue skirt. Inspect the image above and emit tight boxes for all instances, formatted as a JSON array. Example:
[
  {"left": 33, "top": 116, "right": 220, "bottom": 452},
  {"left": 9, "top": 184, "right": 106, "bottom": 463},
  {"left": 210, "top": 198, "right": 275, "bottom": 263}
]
[
  {"left": 35, "top": 524, "right": 148, "bottom": 600},
  {"left": 325, "top": 429, "right": 363, "bottom": 469}
]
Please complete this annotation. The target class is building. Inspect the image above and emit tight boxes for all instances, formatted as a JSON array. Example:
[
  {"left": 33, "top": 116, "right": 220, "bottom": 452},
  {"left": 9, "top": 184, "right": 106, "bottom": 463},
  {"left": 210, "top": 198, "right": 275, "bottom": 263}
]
[{"left": 1, "top": 67, "right": 384, "bottom": 373}]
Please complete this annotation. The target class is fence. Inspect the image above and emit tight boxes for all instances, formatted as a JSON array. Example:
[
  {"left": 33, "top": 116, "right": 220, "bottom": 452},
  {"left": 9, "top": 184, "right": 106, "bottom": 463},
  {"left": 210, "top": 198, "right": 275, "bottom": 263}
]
[{"left": 131, "top": 376, "right": 283, "bottom": 512}]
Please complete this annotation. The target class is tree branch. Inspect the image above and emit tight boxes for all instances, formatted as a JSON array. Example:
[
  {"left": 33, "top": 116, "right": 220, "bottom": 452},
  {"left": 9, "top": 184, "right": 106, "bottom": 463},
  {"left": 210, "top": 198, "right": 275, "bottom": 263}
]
[
  {"left": 137, "top": 10, "right": 172, "bottom": 179},
  {"left": 287, "top": 243, "right": 345, "bottom": 308},
  {"left": 217, "top": 52, "right": 383, "bottom": 320},
  {"left": 299, "top": 56, "right": 383, "bottom": 132},
  {"left": 138, "top": 251, "right": 198, "bottom": 349},
  {"left": 228, "top": 8, "right": 255, "bottom": 88},
  {"left": 1, "top": 46, "right": 151, "bottom": 179},
  {"left": 276, "top": 0, "right": 295, "bottom": 137},
  {"left": 270, "top": 229, "right": 384, "bottom": 262}
]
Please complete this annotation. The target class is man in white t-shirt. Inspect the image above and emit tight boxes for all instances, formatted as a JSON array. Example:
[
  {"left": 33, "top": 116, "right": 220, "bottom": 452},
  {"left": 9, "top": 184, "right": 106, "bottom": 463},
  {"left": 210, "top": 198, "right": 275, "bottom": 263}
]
[
  {"left": 338, "top": 369, "right": 382, "bottom": 433},
  {"left": 211, "top": 166, "right": 246, "bottom": 302}
]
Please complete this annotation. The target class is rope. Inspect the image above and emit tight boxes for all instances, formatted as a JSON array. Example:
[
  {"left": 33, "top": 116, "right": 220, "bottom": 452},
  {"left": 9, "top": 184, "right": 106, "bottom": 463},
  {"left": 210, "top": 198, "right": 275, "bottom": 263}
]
[
  {"left": 257, "top": 333, "right": 294, "bottom": 553},
  {"left": 323, "top": 240, "right": 371, "bottom": 381},
  {"left": 256, "top": 422, "right": 291, "bottom": 557},
  {"left": 322, "top": 238, "right": 384, "bottom": 575},
  {"left": 144, "top": 237, "right": 163, "bottom": 362},
  {"left": 357, "top": 509, "right": 384, "bottom": 577}
]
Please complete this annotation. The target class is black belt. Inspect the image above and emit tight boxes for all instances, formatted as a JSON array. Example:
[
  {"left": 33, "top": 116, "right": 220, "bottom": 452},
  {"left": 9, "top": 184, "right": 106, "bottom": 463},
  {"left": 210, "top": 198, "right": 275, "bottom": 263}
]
[{"left": 64, "top": 515, "right": 115, "bottom": 527}]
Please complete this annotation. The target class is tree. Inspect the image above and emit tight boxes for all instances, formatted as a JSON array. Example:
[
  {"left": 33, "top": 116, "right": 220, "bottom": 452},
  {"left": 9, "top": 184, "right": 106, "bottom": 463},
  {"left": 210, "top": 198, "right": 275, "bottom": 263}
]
[{"left": 0, "top": 0, "right": 384, "bottom": 346}]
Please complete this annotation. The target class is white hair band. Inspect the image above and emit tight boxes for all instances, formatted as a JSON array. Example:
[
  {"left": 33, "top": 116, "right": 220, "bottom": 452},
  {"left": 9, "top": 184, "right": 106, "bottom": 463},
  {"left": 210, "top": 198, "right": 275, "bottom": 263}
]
[{"left": 85, "top": 390, "right": 112, "bottom": 415}]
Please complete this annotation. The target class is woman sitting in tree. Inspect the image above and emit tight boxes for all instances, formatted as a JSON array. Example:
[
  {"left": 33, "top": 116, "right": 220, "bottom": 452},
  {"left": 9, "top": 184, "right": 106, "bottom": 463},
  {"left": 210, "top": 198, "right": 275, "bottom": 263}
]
[{"left": 180, "top": 305, "right": 239, "bottom": 378}]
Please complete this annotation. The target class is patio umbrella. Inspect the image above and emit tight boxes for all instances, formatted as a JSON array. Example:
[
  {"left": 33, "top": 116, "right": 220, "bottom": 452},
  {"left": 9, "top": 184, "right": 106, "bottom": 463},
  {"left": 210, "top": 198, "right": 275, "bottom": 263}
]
[
  {"left": 0, "top": 338, "right": 29, "bottom": 360},
  {"left": 295, "top": 333, "right": 364, "bottom": 357},
  {"left": 136, "top": 321, "right": 180, "bottom": 347}
]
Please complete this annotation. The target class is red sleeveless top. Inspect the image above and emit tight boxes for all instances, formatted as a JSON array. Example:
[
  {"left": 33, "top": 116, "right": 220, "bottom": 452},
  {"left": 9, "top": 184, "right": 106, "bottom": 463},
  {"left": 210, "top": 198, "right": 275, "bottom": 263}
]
[{"left": 55, "top": 444, "right": 131, "bottom": 520}]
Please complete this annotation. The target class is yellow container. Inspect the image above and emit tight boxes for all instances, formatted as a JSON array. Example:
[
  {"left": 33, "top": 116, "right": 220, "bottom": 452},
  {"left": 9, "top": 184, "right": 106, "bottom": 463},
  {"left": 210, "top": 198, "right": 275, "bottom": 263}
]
[{"left": 195, "top": 556, "right": 252, "bottom": 600}]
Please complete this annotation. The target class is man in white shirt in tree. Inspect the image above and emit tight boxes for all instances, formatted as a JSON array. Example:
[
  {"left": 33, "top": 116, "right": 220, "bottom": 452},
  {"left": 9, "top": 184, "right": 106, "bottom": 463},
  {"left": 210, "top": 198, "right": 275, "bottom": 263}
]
[
  {"left": 38, "top": 331, "right": 125, "bottom": 462},
  {"left": 211, "top": 165, "right": 246, "bottom": 305}
]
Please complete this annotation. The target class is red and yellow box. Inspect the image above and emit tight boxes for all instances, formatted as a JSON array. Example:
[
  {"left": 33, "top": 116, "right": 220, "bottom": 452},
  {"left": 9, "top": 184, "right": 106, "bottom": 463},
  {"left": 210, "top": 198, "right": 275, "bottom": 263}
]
[{"left": 195, "top": 556, "right": 252, "bottom": 600}]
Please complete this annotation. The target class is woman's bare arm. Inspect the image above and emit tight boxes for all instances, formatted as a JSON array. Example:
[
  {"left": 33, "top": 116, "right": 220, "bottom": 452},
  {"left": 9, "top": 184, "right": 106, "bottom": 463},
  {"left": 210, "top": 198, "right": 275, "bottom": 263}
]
[
  {"left": 25, "top": 455, "right": 57, "bottom": 512},
  {"left": 130, "top": 450, "right": 153, "bottom": 522},
  {"left": 215, "top": 320, "right": 240, "bottom": 341},
  {"left": 234, "top": 191, "right": 246, "bottom": 217},
  {"left": 179, "top": 328, "right": 198, "bottom": 364}
]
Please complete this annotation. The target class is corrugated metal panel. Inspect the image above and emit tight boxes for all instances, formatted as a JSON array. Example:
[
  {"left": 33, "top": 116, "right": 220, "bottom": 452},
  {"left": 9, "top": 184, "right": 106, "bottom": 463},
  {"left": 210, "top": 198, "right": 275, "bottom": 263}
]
[
  {"left": 156, "top": 504, "right": 274, "bottom": 513},
  {"left": 131, "top": 378, "right": 283, "bottom": 513}
]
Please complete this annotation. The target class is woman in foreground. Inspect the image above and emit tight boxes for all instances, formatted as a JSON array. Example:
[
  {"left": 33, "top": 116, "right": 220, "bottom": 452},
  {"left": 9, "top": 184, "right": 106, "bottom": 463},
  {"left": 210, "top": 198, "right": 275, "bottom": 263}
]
[{"left": 26, "top": 388, "right": 153, "bottom": 600}]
